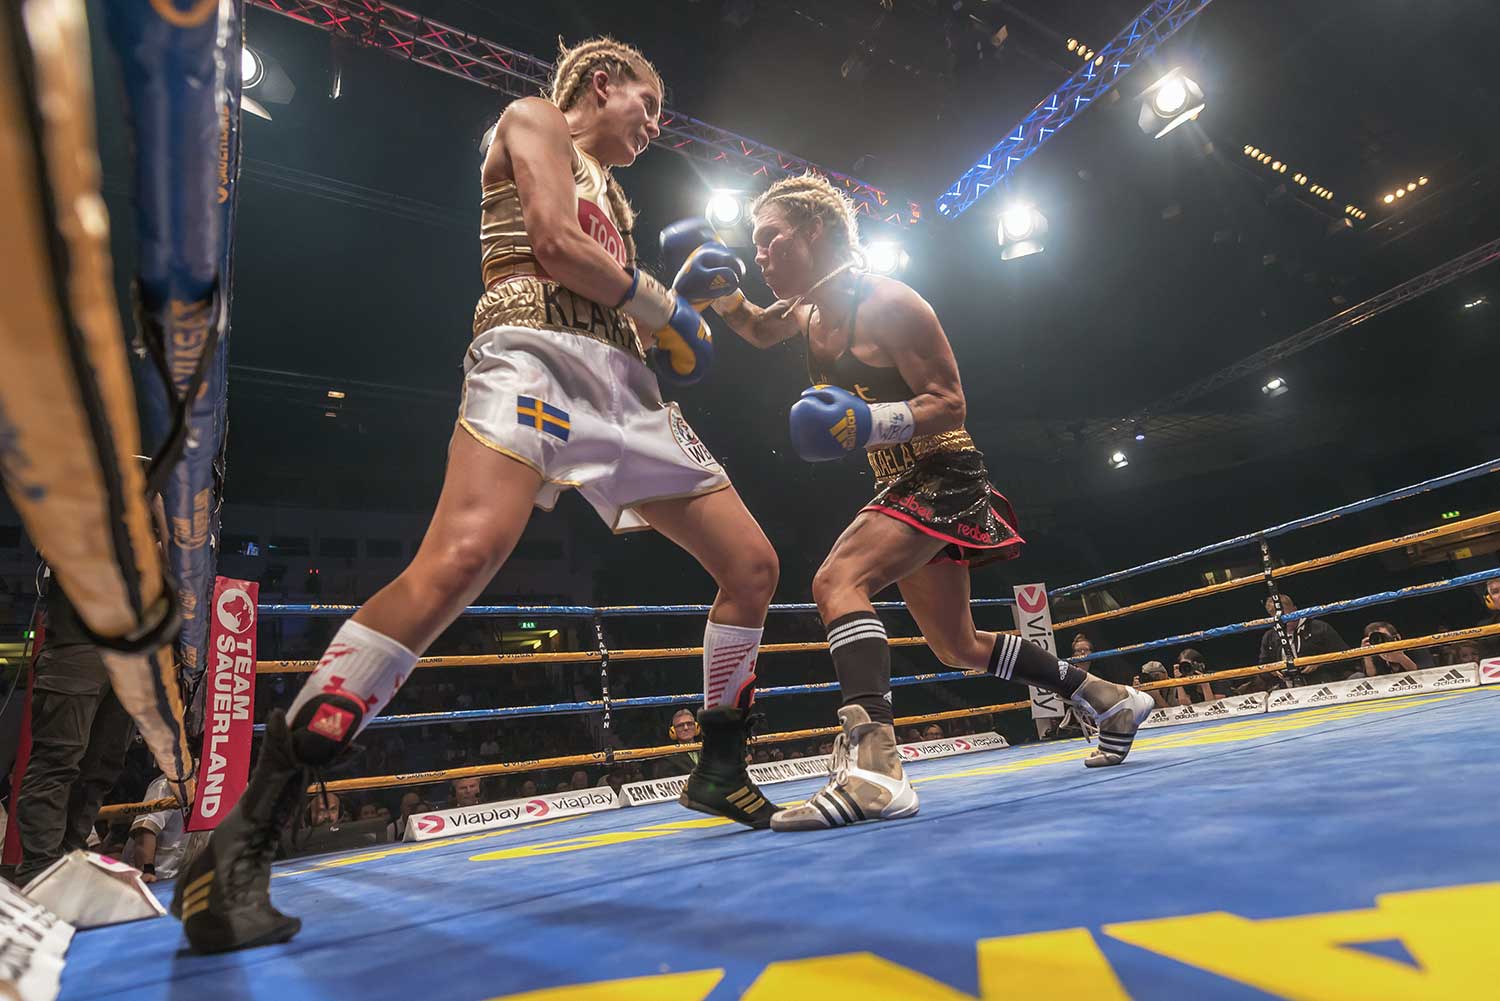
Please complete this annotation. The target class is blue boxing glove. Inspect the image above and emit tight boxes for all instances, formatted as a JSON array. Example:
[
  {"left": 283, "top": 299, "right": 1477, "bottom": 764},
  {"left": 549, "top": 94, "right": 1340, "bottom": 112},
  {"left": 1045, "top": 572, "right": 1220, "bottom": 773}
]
[
  {"left": 788, "top": 385, "right": 916, "bottom": 462},
  {"left": 662, "top": 218, "right": 747, "bottom": 313},
  {"left": 619, "top": 268, "right": 714, "bottom": 386}
]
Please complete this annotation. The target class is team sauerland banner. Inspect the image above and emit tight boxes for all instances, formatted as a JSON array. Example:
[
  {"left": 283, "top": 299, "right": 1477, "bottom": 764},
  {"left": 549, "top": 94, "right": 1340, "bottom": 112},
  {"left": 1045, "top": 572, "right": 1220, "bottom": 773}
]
[{"left": 187, "top": 578, "right": 259, "bottom": 832}]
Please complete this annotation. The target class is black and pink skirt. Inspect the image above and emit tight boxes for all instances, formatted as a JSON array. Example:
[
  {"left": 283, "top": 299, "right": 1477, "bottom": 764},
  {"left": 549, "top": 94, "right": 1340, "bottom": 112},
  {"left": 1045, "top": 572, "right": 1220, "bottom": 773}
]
[{"left": 863, "top": 449, "right": 1023, "bottom": 567}]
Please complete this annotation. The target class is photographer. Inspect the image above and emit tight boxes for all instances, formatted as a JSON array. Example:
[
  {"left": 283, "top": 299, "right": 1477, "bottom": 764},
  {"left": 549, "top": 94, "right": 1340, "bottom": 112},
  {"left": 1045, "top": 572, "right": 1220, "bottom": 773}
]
[
  {"left": 1168, "top": 648, "right": 1225, "bottom": 705},
  {"left": 1133, "top": 662, "right": 1173, "bottom": 709},
  {"left": 1258, "top": 594, "right": 1348, "bottom": 686},
  {"left": 1358, "top": 621, "right": 1432, "bottom": 677}
]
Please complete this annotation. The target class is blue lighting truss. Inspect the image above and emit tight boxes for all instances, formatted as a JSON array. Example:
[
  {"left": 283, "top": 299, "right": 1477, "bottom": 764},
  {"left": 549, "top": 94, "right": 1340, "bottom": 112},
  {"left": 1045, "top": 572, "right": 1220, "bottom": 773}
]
[{"left": 935, "top": 0, "right": 1217, "bottom": 220}]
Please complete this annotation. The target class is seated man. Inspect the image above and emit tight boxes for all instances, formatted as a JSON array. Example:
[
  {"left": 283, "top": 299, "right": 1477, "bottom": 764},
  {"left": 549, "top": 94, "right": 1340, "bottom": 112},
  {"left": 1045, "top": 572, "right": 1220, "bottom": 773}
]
[
  {"left": 1259, "top": 595, "right": 1347, "bottom": 686},
  {"left": 126, "top": 772, "right": 194, "bottom": 883}
]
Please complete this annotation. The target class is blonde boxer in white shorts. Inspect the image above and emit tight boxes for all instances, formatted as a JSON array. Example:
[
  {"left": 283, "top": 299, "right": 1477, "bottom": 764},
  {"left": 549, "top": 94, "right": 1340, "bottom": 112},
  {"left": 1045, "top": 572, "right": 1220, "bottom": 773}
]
[{"left": 173, "top": 37, "right": 781, "bottom": 955}]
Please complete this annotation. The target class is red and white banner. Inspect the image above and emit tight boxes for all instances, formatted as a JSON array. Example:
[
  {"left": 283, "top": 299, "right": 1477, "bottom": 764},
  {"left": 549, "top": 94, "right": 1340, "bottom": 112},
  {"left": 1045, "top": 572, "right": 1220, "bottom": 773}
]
[
  {"left": 1479, "top": 658, "right": 1500, "bottom": 686},
  {"left": 187, "top": 578, "right": 259, "bottom": 832},
  {"left": 1012, "top": 583, "right": 1064, "bottom": 721}
]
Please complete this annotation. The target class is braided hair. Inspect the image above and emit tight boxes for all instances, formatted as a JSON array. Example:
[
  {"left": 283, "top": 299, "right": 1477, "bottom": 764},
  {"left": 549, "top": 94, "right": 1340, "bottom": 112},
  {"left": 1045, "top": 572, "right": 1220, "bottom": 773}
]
[
  {"left": 545, "top": 36, "right": 662, "bottom": 269},
  {"left": 751, "top": 172, "right": 863, "bottom": 266}
]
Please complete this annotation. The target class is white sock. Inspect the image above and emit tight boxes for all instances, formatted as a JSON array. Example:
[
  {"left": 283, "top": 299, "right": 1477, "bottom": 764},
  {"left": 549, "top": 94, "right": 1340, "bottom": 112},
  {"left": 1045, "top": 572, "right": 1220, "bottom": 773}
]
[
  {"left": 703, "top": 620, "right": 762, "bottom": 711},
  {"left": 287, "top": 619, "right": 419, "bottom": 740}
]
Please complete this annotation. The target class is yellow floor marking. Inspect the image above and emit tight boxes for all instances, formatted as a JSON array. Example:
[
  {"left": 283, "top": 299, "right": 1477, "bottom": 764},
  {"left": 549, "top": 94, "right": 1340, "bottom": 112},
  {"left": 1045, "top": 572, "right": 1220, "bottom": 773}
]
[{"left": 272, "top": 816, "right": 578, "bottom": 876}]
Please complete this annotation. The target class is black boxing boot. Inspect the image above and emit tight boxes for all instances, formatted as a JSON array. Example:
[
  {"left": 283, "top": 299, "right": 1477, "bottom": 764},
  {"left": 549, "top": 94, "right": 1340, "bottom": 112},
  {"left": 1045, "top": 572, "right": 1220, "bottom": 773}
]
[
  {"left": 679, "top": 706, "right": 778, "bottom": 829},
  {"left": 171, "top": 693, "right": 363, "bottom": 953}
]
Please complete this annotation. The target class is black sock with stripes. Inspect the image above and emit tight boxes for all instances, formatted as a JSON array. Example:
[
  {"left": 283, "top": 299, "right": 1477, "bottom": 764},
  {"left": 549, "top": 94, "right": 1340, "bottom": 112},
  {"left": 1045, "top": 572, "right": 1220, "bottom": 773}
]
[
  {"left": 988, "top": 634, "right": 1088, "bottom": 698},
  {"left": 826, "top": 610, "right": 895, "bottom": 726}
]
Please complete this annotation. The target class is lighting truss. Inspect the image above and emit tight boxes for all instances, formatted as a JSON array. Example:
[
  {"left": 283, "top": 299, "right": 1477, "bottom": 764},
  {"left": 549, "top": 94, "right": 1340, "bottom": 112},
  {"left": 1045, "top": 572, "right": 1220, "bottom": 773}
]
[
  {"left": 1089, "top": 234, "right": 1500, "bottom": 440},
  {"left": 935, "top": 0, "right": 1217, "bottom": 220},
  {"left": 247, "top": 0, "right": 918, "bottom": 226}
]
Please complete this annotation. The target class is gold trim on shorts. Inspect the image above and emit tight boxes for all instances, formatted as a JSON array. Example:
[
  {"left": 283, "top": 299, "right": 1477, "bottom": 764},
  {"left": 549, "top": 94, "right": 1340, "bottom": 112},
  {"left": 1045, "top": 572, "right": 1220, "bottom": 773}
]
[
  {"left": 869, "top": 428, "right": 976, "bottom": 483},
  {"left": 473, "top": 276, "right": 645, "bottom": 361},
  {"left": 456, "top": 416, "right": 583, "bottom": 489}
]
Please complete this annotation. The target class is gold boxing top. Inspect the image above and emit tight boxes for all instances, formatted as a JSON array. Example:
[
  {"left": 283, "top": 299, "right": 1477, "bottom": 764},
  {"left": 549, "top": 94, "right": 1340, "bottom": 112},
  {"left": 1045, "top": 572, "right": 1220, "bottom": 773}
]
[
  {"left": 473, "top": 143, "right": 643, "bottom": 359},
  {"left": 868, "top": 428, "right": 976, "bottom": 482}
]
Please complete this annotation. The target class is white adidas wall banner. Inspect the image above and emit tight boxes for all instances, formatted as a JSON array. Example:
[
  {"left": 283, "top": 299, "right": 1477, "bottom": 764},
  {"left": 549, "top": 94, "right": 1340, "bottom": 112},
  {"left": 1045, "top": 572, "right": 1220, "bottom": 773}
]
[
  {"left": 1262, "top": 663, "right": 1479, "bottom": 714},
  {"left": 1012, "top": 583, "right": 1065, "bottom": 721},
  {"left": 1480, "top": 658, "right": 1500, "bottom": 686},
  {"left": 1139, "top": 692, "right": 1267, "bottom": 730},
  {"left": 404, "top": 787, "right": 620, "bottom": 842}
]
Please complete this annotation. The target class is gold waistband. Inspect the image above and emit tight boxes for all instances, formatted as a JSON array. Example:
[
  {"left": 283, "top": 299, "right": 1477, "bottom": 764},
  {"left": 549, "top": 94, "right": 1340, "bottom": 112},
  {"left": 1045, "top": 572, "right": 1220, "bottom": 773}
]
[
  {"left": 868, "top": 428, "right": 975, "bottom": 481},
  {"left": 473, "top": 275, "right": 643, "bottom": 360}
]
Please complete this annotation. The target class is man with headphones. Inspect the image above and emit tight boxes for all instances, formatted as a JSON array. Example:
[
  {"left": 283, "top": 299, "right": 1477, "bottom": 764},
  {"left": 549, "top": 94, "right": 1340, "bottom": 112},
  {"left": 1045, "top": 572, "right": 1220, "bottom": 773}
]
[{"left": 655, "top": 709, "right": 701, "bottom": 777}]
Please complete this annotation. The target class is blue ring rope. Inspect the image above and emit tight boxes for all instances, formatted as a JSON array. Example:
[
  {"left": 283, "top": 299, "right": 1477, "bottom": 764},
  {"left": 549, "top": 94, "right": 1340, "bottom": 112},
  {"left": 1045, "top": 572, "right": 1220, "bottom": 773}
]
[
  {"left": 1051, "top": 457, "right": 1500, "bottom": 597},
  {"left": 256, "top": 598, "right": 1016, "bottom": 617},
  {"left": 250, "top": 670, "right": 979, "bottom": 733}
]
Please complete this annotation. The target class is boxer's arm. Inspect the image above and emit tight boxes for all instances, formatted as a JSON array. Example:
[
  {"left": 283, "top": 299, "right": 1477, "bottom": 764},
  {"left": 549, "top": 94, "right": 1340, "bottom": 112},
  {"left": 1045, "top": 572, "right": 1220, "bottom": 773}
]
[
  {"left": 871, "top": 289, "right": 966, "bottom": 436},
  {"left": 497, "top": 98, "right": 633, "bottom": 307},
  {"left": 712, "top": 293, "right": 808, "bottom": 348}
]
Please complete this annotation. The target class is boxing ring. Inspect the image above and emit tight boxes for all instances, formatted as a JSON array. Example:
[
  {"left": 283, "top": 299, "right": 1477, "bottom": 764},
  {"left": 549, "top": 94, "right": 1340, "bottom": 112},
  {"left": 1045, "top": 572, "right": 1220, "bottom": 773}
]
[{"left": 73, "top": 460, "right": 1500, "bottom": 1000}]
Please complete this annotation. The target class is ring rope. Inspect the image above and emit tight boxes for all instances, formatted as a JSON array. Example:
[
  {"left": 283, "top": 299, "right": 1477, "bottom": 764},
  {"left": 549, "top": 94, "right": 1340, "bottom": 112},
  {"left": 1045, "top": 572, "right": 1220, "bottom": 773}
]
[
  {"left": 253, "top": 635, "right": 947, "bottom": 674},
  {"left": 256, "top": 598, "right": 1017, "bottom": 618},
  {"left": 98, "top": 622, "right": 1500, "bottom": 820},
  {"left": 1050, "top": 456, "right": 1500, "bottom": 597},
  {"left": 1053, "top": 509, "right": 1500, "bottom": 633}
]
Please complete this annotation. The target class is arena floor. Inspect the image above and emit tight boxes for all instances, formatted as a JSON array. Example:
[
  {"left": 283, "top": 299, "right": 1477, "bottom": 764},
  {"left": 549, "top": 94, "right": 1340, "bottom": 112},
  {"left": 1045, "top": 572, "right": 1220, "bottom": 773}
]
[{"left": 63, "top": 687, "right": 1498, "bottom": 1000}]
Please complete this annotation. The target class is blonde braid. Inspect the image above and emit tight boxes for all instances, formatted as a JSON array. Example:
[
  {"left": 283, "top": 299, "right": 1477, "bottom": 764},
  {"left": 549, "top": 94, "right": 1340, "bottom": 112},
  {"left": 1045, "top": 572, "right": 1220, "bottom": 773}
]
[
  {"left": 546, "top": 36, "right": 658, "bottom": 268},
  {"left": 752, "top": 172, "right": 863, "bottom": 265}
]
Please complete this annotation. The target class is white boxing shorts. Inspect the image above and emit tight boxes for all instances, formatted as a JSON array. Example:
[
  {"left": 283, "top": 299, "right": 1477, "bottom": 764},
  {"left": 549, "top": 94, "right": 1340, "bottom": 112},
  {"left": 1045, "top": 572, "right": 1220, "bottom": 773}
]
[{"left": 459, "top": 325, "right": 730, "bottom": 532}]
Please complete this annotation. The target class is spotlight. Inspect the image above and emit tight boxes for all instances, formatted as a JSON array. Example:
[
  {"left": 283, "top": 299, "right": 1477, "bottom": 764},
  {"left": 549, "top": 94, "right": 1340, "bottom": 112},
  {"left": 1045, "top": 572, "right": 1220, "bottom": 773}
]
[
  {"left": 1271, "top": 160, "right": 1281, "bottom": 171},
  {"left": 1243, "top": 144, "right": 1254, "bottom": 155},
  {"left": 1418, "top": 176, "right": 1429, "bottom": 185},
  {"left": 1108, "top": 451, "right": 1129, "bottom": 469},
  {"left": 242, "top": 47, "right": 265, "bottom": 89},
  {"left": 1463, "top": 295, "right": 1489, "bottom": 310},
  {"left": 1067, "top": 38, "right": 1078, "bottom": 51},
  {"left": 705, "top": 190, "right": 746, "bottom": 228},
  {"left": 1138, "top": 69, "right": 1205, "bottom": 139},
  {"left": 865, "top": 240, "right": 908, "bottom": 275},
  {"left": 1396, "top": 188, "right": 1405, "bottom": 198},
  {"left": 1261, "top": 377, "right": 1289, "bottom": 398},
  {"left": 1407, "top": 182, "right": 1416, "bottom": 192},
  {"left": 997, "top": 203, "right": 1047, "bottom": 260},
  {"left": 1384, "top": 193, "right": 1395, "bottom": 204},
  {"left": 326, "top": 389, "right": 345, "bottom": 400},
  {"left": 1134, "top": 433, "right": 1146, "bottom": 442}
]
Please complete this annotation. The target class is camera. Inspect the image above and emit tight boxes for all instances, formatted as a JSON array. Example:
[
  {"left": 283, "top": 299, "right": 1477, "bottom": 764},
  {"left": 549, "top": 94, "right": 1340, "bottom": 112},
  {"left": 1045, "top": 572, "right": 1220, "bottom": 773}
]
[{"left": 1367, "top": 630, "right": 1391, "bottom": 646}]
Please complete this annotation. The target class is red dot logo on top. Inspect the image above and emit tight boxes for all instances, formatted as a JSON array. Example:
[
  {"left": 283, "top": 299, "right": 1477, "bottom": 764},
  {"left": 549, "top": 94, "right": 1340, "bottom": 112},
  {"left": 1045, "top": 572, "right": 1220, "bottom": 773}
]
[
  {"left": 415, "top": 815, "right": 445, "bottom": 836},
  {"left": 525, "top": 799, "right": 550, "bottom": 818}
]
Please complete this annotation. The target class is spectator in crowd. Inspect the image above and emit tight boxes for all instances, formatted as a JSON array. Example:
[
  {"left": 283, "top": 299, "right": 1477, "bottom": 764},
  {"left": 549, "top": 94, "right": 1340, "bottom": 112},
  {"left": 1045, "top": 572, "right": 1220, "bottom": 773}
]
[
  {"left": 12, "top": 578, "right": 138, "bottom": 886},
  {"left": 1358, "top": 621, "right": 1432, "bottom": 677},
  {"left": 900, "top": 728, "right": 921, "bottom": 744},
  {"left": 1132, "top": 661, "right": 1172, "bottom": 708},
  {"left": 654, "top": 709, "right": 701, "bottom": 778},
  {"left": 1070, "top": 632, "right": 1132, "bottom": 685},
  {"left": 306, "top": 791, "right": 342, "bottom": 829},
  {"left": 125, "top": 773, "right": 195, "bottom": 883},
  {"left": 519, "top": 779, "right": 539, "bottom": 798},
  {"left": 920, "top": 723, "right": 944, "bottom": 742},
  {"left": 479, "top": 735, "right": 501, "bottom": 758},
  {"left": 553, "top": 781, "right": 571, "bottom": 795},
  {"left": 1170, "top": 648, "right": 1225, "bottom": 705},
  {"left": 1443, "top": 640, "right": 1484, "bottom": 666},
  {"left": 569, "top": 770, "right": 589, "bottom": 791},
  {"left": 357, "top": 803, "right": 382, "bottom": 821},
  {"left": 451, "top": 776, "right": 483, "bottom": 808},
  {"left": 1258, "top": 595, "right": 1348, "bottom": 686}
]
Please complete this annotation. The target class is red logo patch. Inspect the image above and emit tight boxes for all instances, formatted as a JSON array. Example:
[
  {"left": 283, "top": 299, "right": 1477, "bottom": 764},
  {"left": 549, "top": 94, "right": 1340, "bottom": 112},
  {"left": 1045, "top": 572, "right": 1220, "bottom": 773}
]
[
  {"left": 415, "top": 815, "right": 446, "bottom": 836},
  {"left": 525, "top": 799, "right": 550, "bottom": 818},
  {"left": 1015, "top": 585, "right": 1048, "bottom": 614},
  {"left": 577, "top": 200, "right": 626, "bottom": 266},
  {"left": 953, "top": 739, "right": 971, "bottom": 751},
  {"left": 308, "top": 703, "right": 354, "bottom": 742},
  {"left": 898, "top": 745, "right": 919, "bottom": 760}
]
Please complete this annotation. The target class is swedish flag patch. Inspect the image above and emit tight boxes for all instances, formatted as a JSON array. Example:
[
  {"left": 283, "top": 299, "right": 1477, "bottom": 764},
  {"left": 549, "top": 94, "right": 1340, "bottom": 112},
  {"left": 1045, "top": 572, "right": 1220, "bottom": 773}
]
[{"left": 516, "top": 396, "right": 570, "bottom": 441}]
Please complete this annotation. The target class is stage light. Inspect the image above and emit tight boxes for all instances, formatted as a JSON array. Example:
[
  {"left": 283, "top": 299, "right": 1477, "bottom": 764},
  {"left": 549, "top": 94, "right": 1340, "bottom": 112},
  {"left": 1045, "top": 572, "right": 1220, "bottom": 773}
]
[
  {"left": 326, "top": 389, "right": 345, "bottom": 400},
  {"left": 997, "top": 203, "right": 1047, "bottom": 261},
  {"left": 1407, "top": 182, "right": 1416, "bottom": 192},
  {"left": 706, "top": 190, "right": 745, "bottom": 227},
  {"left": 865, "top": 240, "right": 908, "bottom": 275},
  {"left": 1271, "top": 160, "right": 1281, "bottom": 171},
  {"left": 1261, "top": 377, "right": 1289, "bottom": 398},
  {"left": 1384, "top": 193, "right": 1395, "bottom": 204},
  {"left": 1244, "top": 144, "right": 1254, "bottom": 155},
  {"left": 1109, "top": 451, "right": 1129, "bottom": 469},
  {"left": 242, "top": 47, "right": 264, "bottom": 89},
  {"left": 1067, "top": 38, "right": 1078, "bottom": 52},
  {"left": 1418, "top": 176, "right": 1429, "bottom": 185},
  {"left": 1396, "top": 188, "right": 1405, "bottom": 198},
  {"left": 1134, "top": 433, "right": 1146, "bottom": 442},
  {"left": 1463, "top": 295, "right": 1489, "bottom": 310},
  {"left": 1138, "top": 69, "right": 1205, "bottom": 139}
]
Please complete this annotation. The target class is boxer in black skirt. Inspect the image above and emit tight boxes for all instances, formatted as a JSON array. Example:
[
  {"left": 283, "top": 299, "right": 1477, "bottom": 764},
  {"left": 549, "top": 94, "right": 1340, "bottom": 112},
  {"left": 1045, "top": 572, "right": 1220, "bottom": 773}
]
[{"left": 708, "top": 173, "right": 1156, "bottom": 831}]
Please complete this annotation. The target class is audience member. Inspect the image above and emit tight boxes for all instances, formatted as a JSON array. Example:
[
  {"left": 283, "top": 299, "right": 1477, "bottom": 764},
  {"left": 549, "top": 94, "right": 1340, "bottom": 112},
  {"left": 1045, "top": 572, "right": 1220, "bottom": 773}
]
[
  {"left": 1070, "top": 633, "right": 1132, "bottom": 685},
  {"left": 306, "top": 791, "right": 342, "bottom": 828},
  {"left": 451, "top": 776, "right": 483, "bottom": 808},
  {"left": 1258, "top": 595, "right": 1348, "bottom": 685},
  {"left": 1170, "top": 648, "right": 1225, "bottom": 705},
  {"left": 1134, "top": 661, "right": 1172, "bottom": 709},
  {"left": 1358, "top": 621, "right": 1432, "bottom": 677},
  {"left": 920, "top": 723, "right": 944, "bottom": 742},
  {"left": 124, "top": 773, "right": 194, "bottom": 883},
  {"left": 569, "top": 770, "right": 589, "bottom": 791}
]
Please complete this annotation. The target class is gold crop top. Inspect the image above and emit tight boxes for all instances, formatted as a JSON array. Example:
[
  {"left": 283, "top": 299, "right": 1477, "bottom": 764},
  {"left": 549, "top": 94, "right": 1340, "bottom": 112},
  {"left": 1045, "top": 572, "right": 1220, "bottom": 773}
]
[{"left": 472, "top": 144, "right": 643, "bottom": 359}]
